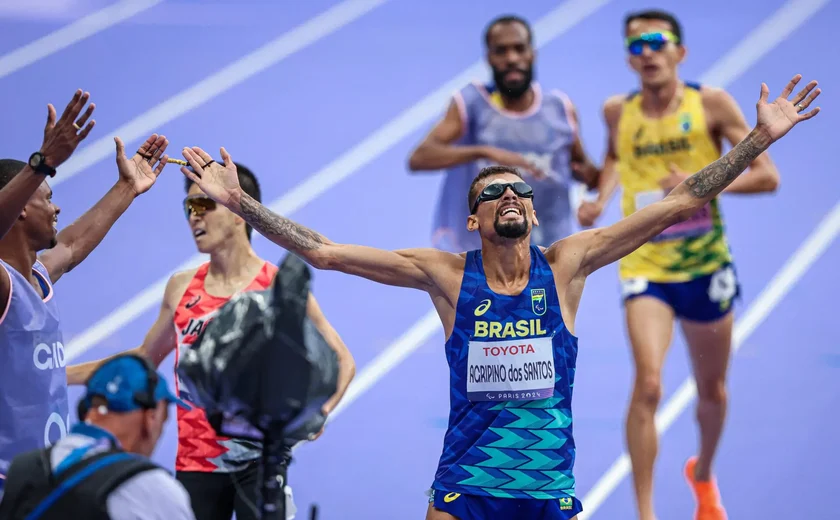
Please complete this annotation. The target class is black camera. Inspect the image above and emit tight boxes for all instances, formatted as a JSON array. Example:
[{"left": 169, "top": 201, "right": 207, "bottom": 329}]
[{"left": 177, "top": 253, "right": 339, "bottom": 518}]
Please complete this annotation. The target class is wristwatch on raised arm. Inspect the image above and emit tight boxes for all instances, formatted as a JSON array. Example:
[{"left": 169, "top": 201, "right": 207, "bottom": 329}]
[{"left": 28, "top": 152, "right": 56, "bottom": 178}]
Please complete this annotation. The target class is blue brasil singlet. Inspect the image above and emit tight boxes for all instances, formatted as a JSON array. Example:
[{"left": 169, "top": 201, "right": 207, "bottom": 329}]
[{"left": 432, "top": 246, "right": 579, "bottom": 501}]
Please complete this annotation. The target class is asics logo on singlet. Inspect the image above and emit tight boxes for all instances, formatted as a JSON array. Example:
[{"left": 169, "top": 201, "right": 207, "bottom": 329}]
[
  {"left": 33, "top": 341, "right": 66, "bottom": 371},
  {"left": 474, "top": 319, "right": 547, "bottom": 339},
  {"left": 474, "top": 299, "right": 491, "bottom": 316}
]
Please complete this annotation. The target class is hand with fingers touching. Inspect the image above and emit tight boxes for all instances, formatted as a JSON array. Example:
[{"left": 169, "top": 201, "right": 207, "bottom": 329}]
[
  {"left": 755, "top": 74, "right": 821, "bottom": 142},
  {"left": 115, "top": 134, "right": 170, "bottom": 196},
  {"left": 180, "top": 146, "right": 241, "bottom": 208},
  {"left": 39, "top": 89, "right": 97, "bottom": 169}
]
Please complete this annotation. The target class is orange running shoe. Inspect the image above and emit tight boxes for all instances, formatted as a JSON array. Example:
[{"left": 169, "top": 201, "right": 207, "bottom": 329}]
[{"left": 683, "top": 456, "right": 728, "bottom": 520}]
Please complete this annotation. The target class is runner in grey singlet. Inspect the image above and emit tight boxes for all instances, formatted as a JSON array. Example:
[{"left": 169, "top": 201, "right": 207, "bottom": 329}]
[
  {"left": 0, "top": 259, "right": 70, "bottom": 476},
  {"left": 408, "top": 16, "right": 599, "bottom": 252}
]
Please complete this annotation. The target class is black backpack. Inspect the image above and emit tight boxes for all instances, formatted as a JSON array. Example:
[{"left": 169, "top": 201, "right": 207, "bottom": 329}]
[{"left": 0, "top": 445, "right": 159, "bottom": 520}]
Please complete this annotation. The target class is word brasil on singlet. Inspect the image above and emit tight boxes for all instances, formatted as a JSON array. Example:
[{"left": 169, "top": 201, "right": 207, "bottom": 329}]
[{"left": 467, "top": 318, "right": 555, "bottom": 402}]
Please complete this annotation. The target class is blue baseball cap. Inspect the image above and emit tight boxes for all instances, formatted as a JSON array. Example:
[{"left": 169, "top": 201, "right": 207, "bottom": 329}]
[{"left": 82, "top": 354, "right": 191, "bottom": 413}]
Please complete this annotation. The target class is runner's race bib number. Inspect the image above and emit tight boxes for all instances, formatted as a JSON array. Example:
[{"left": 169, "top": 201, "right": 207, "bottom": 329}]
[
  {"left": 467, "top": 337, "right": 555, "bottom": 402},
  {"left": 635, "top": 190, "right": 713, "bottom": 242}
]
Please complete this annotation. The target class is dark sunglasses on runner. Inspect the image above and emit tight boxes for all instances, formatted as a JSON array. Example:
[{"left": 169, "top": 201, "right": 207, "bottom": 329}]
[{"left": 471, "top": 181, "right": 534, "bottom": 214}]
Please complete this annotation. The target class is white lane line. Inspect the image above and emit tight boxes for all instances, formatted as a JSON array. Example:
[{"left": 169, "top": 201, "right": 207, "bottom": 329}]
[
  {"left": 0, "top": 0, "right": 164, "bottom": 80},
  {"left": 49, "top": 0, "right": 391, "bottom": 189},
  {"left": 64, "top": 0, "right": 616, "bottom": 363}
]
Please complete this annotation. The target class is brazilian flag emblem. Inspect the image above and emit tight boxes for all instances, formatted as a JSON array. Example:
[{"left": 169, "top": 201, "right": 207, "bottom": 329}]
[
  {"left": 559, "top": 497, "right": 573, "bottom": 511},
  {"left": 531, "top": 288, "right": 546, "bottom": 316}
]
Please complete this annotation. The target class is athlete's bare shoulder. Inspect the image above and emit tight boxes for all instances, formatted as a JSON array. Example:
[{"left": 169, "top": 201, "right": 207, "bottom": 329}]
[
  {"left": 698, "top": 84, "right": 731, "bottom": 101},
  {"left": 698, "top": 85, "right": 738, "bottom": 110},
  {"left": 603, "top": 94, "right": 626, "bottom": 127},
  {"left": 604, "top": 93, "right": 627, "bottom": 109},
  {"left": 163, "top": 267, "right": 200, "bottom": 309},
  {"left": 541, "top": 235, "right": 591, "bottom": 282},
  {"left": 700, "top": 85, "right": 749, "bottom": 143},
  {"left": 698, "top": 85, "right": 743, "bottom": 126},
  {"left": 401, "top": 247, "right": 466, "bottom": 297}
]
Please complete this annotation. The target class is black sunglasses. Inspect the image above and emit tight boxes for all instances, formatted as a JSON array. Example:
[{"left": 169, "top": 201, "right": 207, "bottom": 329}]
[
  {"left": 183, "top": 194, "right": 217, "bottom": 219},
  {"left": 471, "top": 181, "right": 534, "bottom": 214}
]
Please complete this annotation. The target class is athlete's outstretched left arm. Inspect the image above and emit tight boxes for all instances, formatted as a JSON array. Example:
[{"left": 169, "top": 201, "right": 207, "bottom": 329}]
[
  {"left": 39, "top": 134, "right": 170, "bottom": 284},
  {"left": 704, "top": 87, "right": 781, "bottom": 194},
  {"left": 563, "top": 75, "right": 820, "bottom": 277},
  {"left": 305, "top": 293, "right": 355, "bottom": 440},
  {"left": 566, "top": 102, "right": 600, "bottom": 189},
  {"left": 178, "top": 148, "right": 458, "bottom": 293},
  {"left": 306, "top": 293, "right": 355, "bottom": 415}
]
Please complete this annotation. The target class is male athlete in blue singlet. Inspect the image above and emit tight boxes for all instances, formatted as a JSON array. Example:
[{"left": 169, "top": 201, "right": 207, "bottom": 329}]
[{"left": 177, "top": 75, "right": 820, "bottom": 520}]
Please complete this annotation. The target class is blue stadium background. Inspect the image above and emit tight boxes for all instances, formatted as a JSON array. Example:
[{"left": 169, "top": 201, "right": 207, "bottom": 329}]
[{"left": 1, "top": 0, "right": 837, "bottom": 518}]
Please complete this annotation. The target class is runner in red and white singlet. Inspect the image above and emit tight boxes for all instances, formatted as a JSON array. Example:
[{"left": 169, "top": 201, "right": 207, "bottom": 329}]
[
  {"left": 172, "top": 260, "right": 277, "bottom": 473},
  {"left": 68, "top": 163, "right": 355, "bottom": 520}
]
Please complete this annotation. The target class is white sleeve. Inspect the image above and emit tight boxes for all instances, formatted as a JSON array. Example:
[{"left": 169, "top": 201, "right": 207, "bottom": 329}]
[{"left": 106, "top": 469, "right": 196, "bottom": 520}]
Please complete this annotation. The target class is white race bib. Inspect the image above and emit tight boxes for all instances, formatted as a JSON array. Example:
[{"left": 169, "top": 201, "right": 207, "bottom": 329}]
[
  {"left": 635, "top": 190, "right": 713, "bottom": 242},
  {"left": 467, "top": 337, "right": 555, "bottom": 402}
]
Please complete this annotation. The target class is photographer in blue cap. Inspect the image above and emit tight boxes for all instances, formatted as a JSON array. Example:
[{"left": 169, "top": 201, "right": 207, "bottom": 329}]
[{"left": 0, "top": 353, "right": 197, "bottom": 520}]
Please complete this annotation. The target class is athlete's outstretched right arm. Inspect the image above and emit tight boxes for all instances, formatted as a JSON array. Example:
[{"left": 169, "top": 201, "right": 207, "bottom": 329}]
[
  {"left": 563, "top": 76, "right": 821, "bottom": 277},
  {"left": 0, "top": 90, "right": 96, "bottom": 241},
  {"left": 179, "top": 148, "right": 446, "bottom": 291}
]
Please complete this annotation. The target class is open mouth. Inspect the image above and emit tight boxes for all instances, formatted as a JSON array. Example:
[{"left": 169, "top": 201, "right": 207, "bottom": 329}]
[
  {"left": 193, "top": 229, "right": 207, "bottom": 238},
  {"left": 499, "top": 205, "right": 523, "bottom": 218}
]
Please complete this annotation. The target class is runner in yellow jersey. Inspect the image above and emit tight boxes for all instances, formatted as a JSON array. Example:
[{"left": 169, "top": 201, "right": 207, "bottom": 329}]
[{"left": 577, "top": 9, "right": 782, "bottom": 520}]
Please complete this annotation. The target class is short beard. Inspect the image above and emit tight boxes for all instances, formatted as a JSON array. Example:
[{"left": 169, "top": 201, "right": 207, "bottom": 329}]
[
  {"left": 494, "top": 218, "right": 529, "bottom": 239},
  {"left": 492, "top": 65, "right": 534, "bottom": 99}
]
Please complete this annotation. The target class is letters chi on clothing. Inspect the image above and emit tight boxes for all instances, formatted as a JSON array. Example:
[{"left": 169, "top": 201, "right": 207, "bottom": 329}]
[{"left": 433, "top": 246, "right": 580, "bottom": 500}]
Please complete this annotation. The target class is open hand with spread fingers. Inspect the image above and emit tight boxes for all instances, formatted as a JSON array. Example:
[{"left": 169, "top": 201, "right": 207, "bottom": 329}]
[
  {"left": 180, "top": 146, "right": 241, "bottom": 209},
  {"left": 115, "top": 134, "right": 170, "bottom": 196},
  {"left": 39, "top": 89, "right": 97, "bottom": 168},
  {"left": 756, "top": 74, "right": 821, "bottom": 142}
]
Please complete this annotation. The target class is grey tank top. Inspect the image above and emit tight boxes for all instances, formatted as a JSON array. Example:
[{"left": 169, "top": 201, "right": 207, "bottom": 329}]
[
  {"left": 0, "top": 258, "right": 70, "bottom": 476},
  {"left": 432, "top": 82, "right": 580, "bottom": 252}
]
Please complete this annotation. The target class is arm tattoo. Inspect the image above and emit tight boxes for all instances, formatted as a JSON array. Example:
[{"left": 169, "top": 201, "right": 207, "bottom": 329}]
[
  {"left": 239, "top": 193, "right": 326, "bottom": 251},
  {"left": 684, "top": 127, "right": 772, "bottom": 198}
]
